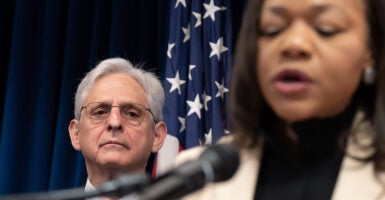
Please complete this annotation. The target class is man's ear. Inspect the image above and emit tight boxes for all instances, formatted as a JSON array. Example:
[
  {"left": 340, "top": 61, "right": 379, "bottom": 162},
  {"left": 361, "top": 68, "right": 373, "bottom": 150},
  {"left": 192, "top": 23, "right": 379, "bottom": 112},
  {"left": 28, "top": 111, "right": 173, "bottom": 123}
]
[
  {"left": 151, "top": 122, "right": 167, "bottom": 152},
  {"left": 68, "top": 119, "right": 81, "bottom": 151}
]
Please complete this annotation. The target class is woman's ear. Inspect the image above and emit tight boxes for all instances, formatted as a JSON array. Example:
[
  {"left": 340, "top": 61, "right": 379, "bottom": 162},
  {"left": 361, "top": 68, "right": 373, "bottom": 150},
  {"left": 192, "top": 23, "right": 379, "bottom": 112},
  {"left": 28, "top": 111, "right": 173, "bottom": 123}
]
[
  {"left": 364, "top": 50, "right": 374, "bottom": 69},
  {"left": 152, "top": 122, "right": 167, "bottom": 152},
  {"left": 68, "top": 119, "right": 81, "bottom": 151},
  {"left": 362, "top": 52, "right": 376, "bottom": 85}
]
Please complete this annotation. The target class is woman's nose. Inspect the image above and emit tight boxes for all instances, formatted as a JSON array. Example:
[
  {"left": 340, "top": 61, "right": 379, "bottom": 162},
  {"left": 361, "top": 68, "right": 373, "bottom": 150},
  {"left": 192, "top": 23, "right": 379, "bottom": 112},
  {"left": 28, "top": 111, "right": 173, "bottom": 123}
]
[{"left": 280, "top": 22, "right": 312, "bottom": 60}]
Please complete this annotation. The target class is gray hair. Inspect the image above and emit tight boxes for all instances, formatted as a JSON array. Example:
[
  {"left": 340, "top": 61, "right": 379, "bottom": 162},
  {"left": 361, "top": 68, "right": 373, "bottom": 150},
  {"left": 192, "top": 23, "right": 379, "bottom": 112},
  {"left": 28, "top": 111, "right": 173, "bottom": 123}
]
[{"left": 73, "top": 57, "right": 164, "bottom": 122}]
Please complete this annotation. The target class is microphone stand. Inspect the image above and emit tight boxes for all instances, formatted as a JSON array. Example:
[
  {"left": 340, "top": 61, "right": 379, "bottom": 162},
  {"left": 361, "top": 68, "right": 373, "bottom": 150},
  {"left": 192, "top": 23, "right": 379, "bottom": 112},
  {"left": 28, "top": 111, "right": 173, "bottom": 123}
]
[{"left": 0, "top": 174, "right": 150, "bottom": 200}]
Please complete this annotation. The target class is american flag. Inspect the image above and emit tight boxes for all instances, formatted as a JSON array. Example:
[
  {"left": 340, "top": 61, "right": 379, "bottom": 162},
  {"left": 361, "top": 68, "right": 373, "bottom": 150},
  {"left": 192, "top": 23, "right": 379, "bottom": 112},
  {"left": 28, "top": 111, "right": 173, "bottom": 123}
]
[{"left": 154, "top": 0, "right": 233, "bottom": 176}]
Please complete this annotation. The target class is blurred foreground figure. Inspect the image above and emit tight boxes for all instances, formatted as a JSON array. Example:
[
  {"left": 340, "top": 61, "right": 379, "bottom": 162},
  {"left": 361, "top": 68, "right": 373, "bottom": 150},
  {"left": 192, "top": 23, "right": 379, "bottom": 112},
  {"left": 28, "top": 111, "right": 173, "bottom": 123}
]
[{"left": 177, "top": 0, "right": 385, "bottom": 199}]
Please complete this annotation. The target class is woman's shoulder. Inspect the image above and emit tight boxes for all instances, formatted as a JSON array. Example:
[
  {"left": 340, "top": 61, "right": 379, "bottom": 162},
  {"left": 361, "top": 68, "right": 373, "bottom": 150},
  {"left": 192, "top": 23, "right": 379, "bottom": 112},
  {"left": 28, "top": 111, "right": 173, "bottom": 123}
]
[
  {"left": 175, "top": 135, "right": 263, "bottom": 200},
  {"left": 174, "top": 145, "right": 206, "bottom": 166},
  {"left": 174, "top": 135, "right": 236, "bottom": 166},
  {"left": 333, "top": 110, "right": 385, "bottom": 199}
]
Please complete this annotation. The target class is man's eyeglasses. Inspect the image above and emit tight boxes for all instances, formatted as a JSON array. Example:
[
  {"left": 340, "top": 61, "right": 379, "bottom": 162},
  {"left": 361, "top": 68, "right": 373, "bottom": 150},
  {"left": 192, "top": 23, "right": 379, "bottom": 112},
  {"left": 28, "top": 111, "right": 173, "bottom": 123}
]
[{"left": 80, "top": 102, "right": 157, "bottom": 126}]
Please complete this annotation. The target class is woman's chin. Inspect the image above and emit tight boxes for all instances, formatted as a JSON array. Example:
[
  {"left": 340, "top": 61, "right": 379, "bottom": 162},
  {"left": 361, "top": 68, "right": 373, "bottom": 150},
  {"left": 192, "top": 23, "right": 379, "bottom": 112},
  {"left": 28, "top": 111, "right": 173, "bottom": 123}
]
[{"left": 274, "top": 109, "right": 316, "bottom": 124}]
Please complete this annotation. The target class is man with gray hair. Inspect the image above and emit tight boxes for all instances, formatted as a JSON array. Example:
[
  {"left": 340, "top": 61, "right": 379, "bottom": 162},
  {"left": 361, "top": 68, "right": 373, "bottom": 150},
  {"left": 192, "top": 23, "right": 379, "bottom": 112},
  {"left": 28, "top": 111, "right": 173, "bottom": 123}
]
[{"left": 68, "top": 58, "right": 167, "bottom": 199}]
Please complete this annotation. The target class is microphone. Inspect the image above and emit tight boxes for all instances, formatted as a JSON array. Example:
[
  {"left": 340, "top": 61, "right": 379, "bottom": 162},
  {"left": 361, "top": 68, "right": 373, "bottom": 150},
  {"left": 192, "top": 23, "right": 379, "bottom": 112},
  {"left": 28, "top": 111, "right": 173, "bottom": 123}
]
[{"left": 130, "top": 143, "right": 240, "bottom": 200}]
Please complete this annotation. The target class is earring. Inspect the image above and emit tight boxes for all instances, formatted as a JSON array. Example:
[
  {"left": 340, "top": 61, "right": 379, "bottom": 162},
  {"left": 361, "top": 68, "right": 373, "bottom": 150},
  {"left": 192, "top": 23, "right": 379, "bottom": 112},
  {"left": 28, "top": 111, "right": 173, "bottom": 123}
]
[{"left": 363, "top": 67, "right": 376, "bottom": 85}]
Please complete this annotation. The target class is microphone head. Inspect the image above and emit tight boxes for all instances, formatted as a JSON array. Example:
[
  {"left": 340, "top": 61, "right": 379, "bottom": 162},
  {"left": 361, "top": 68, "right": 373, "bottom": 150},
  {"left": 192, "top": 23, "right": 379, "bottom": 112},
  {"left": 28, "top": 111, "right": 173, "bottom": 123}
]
[
  {"left": 199, "top": 143, "right": 240, "bottom": 182},
  {"left": 127, "top": 143, "right": 240, "bottom": 200}
]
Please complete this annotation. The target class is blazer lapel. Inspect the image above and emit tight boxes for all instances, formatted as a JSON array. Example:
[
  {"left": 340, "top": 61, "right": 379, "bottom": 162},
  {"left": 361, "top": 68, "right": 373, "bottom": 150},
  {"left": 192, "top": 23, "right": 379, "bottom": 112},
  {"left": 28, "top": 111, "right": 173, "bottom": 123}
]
[{"left": 332, "top": 111, "right": 385, "bottom": 200}]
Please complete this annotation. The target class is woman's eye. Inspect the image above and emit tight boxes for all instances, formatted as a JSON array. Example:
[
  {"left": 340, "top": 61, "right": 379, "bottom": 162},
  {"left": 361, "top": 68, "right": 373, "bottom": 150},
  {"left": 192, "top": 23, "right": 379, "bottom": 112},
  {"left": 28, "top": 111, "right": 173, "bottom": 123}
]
[
  {"left": 316, "top": 26, "right": 341, "bottom": 37},
  {"left": 259, "top": 27, "right": 282, "bottom": 37}
]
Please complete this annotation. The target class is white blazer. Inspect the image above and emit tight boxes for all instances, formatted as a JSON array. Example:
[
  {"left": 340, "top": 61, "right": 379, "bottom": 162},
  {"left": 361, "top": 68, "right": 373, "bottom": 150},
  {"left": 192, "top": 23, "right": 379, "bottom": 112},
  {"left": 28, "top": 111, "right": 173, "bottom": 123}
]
[{"left": 176, "top": 113, "right": 385, "bottom": 200}]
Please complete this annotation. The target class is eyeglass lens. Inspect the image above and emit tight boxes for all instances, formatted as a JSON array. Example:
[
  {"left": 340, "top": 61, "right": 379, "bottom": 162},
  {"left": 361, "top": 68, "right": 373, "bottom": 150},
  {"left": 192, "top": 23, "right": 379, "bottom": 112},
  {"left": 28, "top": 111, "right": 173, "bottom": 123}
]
[{"left": 84, "top": 102, "right": 149, "bottom": 126}]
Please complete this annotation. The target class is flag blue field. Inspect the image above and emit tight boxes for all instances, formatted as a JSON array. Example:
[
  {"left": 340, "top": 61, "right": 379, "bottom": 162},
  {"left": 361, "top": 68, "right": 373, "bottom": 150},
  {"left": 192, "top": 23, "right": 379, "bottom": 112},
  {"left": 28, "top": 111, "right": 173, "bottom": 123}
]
[{"left": 155, "top": 0, "right": 233, "bottom": 176}]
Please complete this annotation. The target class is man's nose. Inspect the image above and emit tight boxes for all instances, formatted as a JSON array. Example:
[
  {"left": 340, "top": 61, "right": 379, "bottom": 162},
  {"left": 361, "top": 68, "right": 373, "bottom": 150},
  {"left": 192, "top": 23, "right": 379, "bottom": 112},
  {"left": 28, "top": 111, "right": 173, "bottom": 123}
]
[{"left": 107, "top": 107, "right": 123, "bottom": 131}]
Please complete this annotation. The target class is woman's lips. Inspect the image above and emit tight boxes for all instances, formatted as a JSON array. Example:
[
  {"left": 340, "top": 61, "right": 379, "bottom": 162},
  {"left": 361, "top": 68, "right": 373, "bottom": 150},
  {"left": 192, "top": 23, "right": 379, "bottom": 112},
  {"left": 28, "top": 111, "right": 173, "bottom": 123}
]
[{"left": 273, "top": 69, "right": 313, "bottom": 95}]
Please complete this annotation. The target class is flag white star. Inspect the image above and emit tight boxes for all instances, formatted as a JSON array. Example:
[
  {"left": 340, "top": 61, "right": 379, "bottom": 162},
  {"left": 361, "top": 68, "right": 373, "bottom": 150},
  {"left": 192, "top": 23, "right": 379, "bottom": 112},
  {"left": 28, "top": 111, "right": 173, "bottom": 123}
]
[
  {"left": 188, "top": 65, "right": 196, "bottom": 80},
  {"left": 182, "top": 24, "right": 190, "bottom": 43},
  {"left": 209, "top": 37, "right": 228, "bottom": 60},
  {"left": 204, "top": 129, "right": 213, "bottom": 145},
  {"left": 167, "top": 42, "right": 175, "bottom": 59},
  {"left": 192, "top": 12, "right": 202, "bottom": 27},
  {"left": 175, "top": 0, "right": 186, "bottom": 8},
  {"left": 178, "top": 117, "right": 186, "bottom": 133},
  {"left": 203, "top": 0, "right": 221, "bottom": 21},
  {"left": 202, "top": 91, "right": 212, "bottom": 111},
  {"left": 215, "top": 79, "right": 229, "bottom": 99},
  {"left": 187, "top": 95, "right": 203, "bottom": 119},
  {"left": 167, "top": 71, "right": 186, "bottom": 95}
]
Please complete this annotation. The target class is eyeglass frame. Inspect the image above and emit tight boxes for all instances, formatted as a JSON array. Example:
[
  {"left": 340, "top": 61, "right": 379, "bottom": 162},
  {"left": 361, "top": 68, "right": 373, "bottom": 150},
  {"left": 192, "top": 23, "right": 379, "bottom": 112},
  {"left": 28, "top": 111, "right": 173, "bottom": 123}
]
[{"left": 79, "top": 102, "right": 158, "bottom": 125}]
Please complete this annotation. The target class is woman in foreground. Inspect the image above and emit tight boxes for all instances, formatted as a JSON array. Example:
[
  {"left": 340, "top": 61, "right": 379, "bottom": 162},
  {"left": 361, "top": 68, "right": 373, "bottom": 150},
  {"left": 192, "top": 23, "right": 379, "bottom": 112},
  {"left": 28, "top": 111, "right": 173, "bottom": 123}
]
[{"left": 178, "top": 0, "right": 385, "bottom": 199}]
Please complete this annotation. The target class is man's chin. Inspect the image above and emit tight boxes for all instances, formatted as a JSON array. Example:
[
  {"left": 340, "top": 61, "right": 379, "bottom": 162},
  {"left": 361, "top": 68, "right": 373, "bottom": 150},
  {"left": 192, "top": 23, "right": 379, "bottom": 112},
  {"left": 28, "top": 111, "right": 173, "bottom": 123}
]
[{"left": 101, "top": 160, "right": 130, "bottom": 170}]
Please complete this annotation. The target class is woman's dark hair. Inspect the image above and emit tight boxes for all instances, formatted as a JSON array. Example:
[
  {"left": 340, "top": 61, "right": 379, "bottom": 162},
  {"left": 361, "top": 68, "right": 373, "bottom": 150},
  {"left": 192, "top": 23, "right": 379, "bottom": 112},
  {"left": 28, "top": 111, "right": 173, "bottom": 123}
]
[
  {"left": 230, "top": 0, "right": 385, "bottom": 171},
  {"left": 230, "top": 0, "right": 264, "bottom": 148}
]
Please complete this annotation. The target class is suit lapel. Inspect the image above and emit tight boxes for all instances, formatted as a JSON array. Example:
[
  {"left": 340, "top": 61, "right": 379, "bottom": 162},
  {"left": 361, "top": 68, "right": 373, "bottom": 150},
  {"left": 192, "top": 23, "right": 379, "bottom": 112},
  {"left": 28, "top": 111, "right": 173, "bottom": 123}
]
[{"left": 332, "top": 111, "right": 385, "bottom": 200}]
